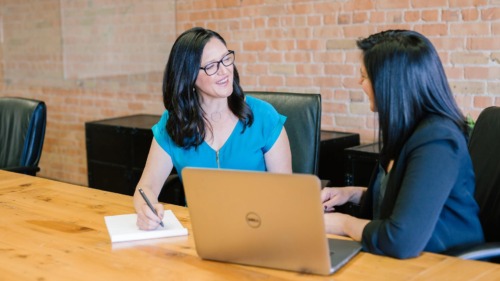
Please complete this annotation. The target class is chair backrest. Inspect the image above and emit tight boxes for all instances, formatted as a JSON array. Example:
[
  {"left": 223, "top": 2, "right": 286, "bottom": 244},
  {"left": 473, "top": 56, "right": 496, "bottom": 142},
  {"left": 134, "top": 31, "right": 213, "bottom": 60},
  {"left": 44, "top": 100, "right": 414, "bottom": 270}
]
[
  {"left": 468, "top": 106, "right": 500, "bottom": 243},
  {"left": 247, "top": 91, "right": 322, "bottom": 175},
  {"left": 161, "top": 91, "right": 321, "bottom": 206},
  {"left": 0, "top": 97, "right": 47, "bottom": 175}
]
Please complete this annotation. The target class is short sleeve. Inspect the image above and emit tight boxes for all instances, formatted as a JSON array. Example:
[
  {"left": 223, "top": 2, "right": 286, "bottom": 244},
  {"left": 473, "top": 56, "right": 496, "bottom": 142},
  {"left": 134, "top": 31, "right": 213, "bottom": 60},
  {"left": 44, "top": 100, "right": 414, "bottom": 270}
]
[
  {"left": 245, "top": 96, "right": 287, "bottom": 153},
  {"left": 151, "top": 111, "right": 173, "bottom": 155}
]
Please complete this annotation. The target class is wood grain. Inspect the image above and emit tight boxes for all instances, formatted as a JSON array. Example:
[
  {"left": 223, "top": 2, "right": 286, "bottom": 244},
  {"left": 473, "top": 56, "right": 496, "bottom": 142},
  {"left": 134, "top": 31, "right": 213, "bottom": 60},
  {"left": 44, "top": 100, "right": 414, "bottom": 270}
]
[{"left": 1, "top": 170, "right": 498, "bottom": 281}]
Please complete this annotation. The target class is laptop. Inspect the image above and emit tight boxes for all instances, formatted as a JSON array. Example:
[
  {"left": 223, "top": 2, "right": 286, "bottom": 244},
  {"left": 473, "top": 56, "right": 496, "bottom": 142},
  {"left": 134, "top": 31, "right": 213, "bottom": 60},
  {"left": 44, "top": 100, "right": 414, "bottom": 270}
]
[{"left": 181, "top": 167, "right": 362, "bottom": 275}]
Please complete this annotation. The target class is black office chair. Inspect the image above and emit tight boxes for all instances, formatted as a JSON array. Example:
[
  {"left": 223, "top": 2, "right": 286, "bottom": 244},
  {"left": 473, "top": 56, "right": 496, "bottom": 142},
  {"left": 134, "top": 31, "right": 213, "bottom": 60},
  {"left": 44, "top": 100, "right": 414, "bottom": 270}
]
[
  {"left": 159, "top": 91, "right": 322, "bottom": 206},
  {"left": 0, "top": 97, "right": 47, "bottom": 176},
  {"left": 447, "top": 106, "right": 500, "bottom": 262},
  {"left": 247, "top": 91, "right": 322, "bottom": 175}
]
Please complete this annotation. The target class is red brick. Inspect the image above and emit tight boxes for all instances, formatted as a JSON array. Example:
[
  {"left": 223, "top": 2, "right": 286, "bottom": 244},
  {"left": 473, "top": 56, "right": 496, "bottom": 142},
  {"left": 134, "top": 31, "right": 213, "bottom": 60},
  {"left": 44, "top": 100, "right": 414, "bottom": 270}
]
[
  {"left": 259, "top": 76, "right": 284, "bottom": 87},
  {"left": 449, "top": 0, "right": 488, "bottom": 7},
  {"left": 269, "top": 40, "right": 296, "bottom": 51},
  {"left": 2, "top": 0, "right": 499, "bottom": 187},
  {"left": 468, "top": 37, "right": 500, "bottom": 50},
  {"left": 441, "top": 10, "right": 460, "bottom": 22},
  {"left": 322, "top": 101, "right": 348, "bottom": 115},
  {"left": 353, "top": 12, "right": 369, "bottom": 24},
  {"left": 422, "top": 10, "right": 439, "bottom": 21},
  {"left": 307, "top": 15, "right": 322, "bottom": 26},
  {"left": 297, "top": 64, "right": 323, "bottom": 76},
  {"left": 474, "top": 96, "right": 493, "bottom": 108},
  {"left": 405, "top": 11, "right": 420, "bottom": 22},
  {"left": 414, "top": 24, "right": 448, "bottom": 36},
  {"left": 450, "top": 22, "right": 491, "bottom": 36},
  {"left": 243, "top": 41, "right": 267, "bottom": 51},
  {"left": 412, "top": 0, "right": 448, "bottom": 8},
  {"left": 286, "top": 76, "right": 313, "bottom": 87},
  {"left": 376, "top": 0, "right": 410, "bottom": 9},
  {"left": 462, "top": 8, "right": 480, "bottom": 21},
  {"left": 482, "top": 7, "right": 500, "bottom": 20},
  {"left": 284, "top": 51, "right": 311, "bottom": 63}
]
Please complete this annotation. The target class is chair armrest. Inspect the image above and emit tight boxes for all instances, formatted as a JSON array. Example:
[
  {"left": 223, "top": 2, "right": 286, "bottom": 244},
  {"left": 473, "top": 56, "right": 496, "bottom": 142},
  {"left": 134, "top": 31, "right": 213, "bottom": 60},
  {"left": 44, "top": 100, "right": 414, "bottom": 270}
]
[
  {"left": 445, "top": 242, "right": 500, "bottom": 261},
  {"left": 2, "top": 166, "right": 40, "bottom": 176}
]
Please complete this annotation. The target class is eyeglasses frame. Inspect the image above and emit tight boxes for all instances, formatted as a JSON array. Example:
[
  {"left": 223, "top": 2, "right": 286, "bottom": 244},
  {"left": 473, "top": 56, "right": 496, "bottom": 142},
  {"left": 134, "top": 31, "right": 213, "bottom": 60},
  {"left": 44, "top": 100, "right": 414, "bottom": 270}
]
[{"left": 199, "top": 50, "right": 235, "bottom": 76}]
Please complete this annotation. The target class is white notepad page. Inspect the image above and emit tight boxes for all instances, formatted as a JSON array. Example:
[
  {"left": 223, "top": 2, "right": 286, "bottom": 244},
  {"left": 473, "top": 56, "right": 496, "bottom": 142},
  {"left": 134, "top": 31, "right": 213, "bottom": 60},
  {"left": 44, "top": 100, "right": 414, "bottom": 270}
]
[{"left": 104, "top": 210, "right": 188, "bottom": 243}]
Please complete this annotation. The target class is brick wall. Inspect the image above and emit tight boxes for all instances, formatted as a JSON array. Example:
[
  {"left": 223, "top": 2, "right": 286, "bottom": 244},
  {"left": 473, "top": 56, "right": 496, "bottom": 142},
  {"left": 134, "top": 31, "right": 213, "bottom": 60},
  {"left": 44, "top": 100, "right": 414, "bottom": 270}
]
[{"left": 1, "top": 0, "right": 499, "bottom": 185}]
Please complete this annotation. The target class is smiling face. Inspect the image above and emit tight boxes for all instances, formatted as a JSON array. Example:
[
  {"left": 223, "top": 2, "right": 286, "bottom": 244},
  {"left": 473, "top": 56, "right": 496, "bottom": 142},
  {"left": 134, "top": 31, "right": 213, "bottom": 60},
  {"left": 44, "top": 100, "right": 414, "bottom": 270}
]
[{"left": 195, "top": 38, "right": 234, "bottom": 103}]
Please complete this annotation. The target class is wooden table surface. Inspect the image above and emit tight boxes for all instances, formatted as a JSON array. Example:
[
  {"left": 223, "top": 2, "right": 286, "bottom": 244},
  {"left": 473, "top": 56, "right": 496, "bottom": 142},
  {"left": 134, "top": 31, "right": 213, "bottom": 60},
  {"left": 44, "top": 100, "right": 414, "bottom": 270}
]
[{"left": 1, "top": 170, "right": 499, "bottom": 281}]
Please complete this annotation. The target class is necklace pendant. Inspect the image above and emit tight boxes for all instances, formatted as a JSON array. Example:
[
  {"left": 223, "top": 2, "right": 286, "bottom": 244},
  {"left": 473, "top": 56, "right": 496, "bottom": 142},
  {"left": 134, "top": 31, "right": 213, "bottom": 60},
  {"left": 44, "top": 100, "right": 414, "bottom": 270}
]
[{"left": 211, "top": 112, "right": 222, "bottom": 122}]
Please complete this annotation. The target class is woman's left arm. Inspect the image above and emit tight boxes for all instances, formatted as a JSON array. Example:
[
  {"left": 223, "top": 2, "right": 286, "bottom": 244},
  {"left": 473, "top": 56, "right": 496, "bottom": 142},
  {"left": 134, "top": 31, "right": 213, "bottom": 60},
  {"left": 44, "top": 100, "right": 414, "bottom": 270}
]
[
  {"left": 264, "top": 128, "right": 293, "bottom": 173},
  {"left": 324, "top": 212, "right": 370, "bottom": 241},
  {"left": 363, "top": 137, "right": 463, "bottom": 258}
]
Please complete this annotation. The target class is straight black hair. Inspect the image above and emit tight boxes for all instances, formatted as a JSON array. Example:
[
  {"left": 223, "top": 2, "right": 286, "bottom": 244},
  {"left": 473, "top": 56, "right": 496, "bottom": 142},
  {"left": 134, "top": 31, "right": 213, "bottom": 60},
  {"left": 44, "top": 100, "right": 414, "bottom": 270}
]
[
  {"left": 162, "top": 27, "right": 253, "bottom": 149},
  {"left": 357, "top": 30, "right": 468, "bottom": 165}
]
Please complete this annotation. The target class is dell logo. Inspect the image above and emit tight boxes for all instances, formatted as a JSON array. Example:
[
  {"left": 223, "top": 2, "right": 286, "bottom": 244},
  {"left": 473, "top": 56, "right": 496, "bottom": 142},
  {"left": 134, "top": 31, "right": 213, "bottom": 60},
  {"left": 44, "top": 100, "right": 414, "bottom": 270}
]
[{"left": 245, "top": 212, "right": 261, "bottom": 228}]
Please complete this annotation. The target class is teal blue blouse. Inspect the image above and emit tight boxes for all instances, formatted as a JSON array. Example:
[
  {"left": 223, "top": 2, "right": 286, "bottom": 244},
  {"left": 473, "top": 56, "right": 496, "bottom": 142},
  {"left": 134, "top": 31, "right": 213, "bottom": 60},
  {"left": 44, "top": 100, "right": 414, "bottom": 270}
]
[{"left": 152, "top": 95, "right": 286, "bottom": 180}]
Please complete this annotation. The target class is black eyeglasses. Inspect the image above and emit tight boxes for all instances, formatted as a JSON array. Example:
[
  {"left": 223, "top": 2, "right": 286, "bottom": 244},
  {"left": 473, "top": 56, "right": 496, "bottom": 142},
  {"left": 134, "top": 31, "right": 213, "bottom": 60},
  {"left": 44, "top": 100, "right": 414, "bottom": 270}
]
[{"left": 199, "top": 50, "right": 235, "bottom": 76}]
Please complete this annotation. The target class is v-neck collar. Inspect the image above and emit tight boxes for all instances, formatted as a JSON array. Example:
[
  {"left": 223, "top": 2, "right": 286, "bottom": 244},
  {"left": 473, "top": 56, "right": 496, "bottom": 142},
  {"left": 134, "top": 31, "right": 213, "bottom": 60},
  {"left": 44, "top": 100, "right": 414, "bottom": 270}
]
[{"left": 202, "top": 119, "right": 242, "bottom": 152}]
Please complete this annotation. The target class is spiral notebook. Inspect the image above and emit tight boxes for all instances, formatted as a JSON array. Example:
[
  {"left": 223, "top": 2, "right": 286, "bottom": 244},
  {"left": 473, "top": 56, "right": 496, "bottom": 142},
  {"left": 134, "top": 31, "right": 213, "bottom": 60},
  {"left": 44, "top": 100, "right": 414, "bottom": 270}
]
[{"left": 104, "top": 210, "right": 188, "bottom": 243}]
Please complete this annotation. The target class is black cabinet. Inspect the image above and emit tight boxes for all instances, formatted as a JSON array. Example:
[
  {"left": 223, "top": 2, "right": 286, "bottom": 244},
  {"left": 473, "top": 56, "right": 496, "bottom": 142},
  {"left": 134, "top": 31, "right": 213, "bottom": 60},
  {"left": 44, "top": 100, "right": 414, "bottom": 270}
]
[
  {"left": 318, "top": 131, "right": 360, "bottom": 186},
  {"left": 86, "top": 114, "right": 185, "bottom": 206},
  {"left": 344, "top": 142, "right": 380, "bottom": 186},
  {"left": 85, "top": 114, "right": 371, "bottom": 206},
  {"left": 85, "top": 114, "right": 159, "bottom": 196}
]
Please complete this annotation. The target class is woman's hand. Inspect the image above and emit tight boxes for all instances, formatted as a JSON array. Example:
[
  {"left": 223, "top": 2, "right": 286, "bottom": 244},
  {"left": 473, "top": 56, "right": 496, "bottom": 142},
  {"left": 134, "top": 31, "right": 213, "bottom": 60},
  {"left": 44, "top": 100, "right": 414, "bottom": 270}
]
[
  {"left": 136, "top": 202, "right": 165, "bottom": 230},
  {"left": 324, "top": 212, "right": 349, "bottom": 236},
  {"left": 321, "top": 186, "right": 366, "bottom": 212},
  {"left": 324, "top": 212, "right": 370, "bottom": 241}
]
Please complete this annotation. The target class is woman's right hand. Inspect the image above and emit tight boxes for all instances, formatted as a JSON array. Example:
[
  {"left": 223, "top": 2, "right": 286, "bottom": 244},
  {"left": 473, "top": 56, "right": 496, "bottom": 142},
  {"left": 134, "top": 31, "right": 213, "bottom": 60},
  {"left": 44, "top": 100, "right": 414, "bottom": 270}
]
[
  {"left": 136, "top": 202, "right": 165, "bottom": 230},
  {"left": 321, "top": 186, "right": 365, "bottom": 212},
  {"left": 133, "top": 139, "right": 173, "bottom": 230}
]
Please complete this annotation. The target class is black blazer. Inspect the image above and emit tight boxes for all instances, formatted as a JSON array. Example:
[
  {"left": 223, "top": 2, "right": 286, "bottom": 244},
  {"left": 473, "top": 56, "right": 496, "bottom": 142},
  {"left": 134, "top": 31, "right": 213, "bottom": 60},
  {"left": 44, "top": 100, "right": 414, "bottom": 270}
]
[{"left": 360, "top": 115, "right": 484, "bottom": 258}]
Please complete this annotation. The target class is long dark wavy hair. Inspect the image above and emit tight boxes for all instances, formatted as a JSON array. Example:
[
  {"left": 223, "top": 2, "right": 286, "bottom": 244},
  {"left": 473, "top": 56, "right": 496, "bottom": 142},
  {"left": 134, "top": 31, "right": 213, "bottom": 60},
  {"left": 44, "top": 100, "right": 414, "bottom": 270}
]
[
  {"left": 357, "top": 30, "right": 468, "bottom": 166},
  {"left": 162, "top": 27, "right": 253, "bottom": 149}
]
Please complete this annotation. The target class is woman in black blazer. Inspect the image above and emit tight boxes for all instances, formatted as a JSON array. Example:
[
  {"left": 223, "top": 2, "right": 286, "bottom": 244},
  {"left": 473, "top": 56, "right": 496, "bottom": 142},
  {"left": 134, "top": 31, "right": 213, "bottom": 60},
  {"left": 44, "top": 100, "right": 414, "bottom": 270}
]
[{"left": 322, "top": 30, "right": 484, "bottom": 259}]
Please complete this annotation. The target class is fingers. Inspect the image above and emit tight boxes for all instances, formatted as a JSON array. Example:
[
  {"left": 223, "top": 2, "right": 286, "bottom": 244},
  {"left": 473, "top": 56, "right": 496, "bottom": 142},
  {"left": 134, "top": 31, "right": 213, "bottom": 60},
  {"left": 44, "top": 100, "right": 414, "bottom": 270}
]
[
  {"left": 324, "top": 204, "right": 336, "bottom": 213},
  {"left": 137, "top": 214, "right": 160, "bottom": 230},
  {"left": 321, "top": 188, "right": 344, "bottom": 212},
  {"left": 323, "top": 196, "right": 338, "bottom": 212},
  {"left": 154, "top": 204, "right": 165, "bottom": 221},
  {"left": 320, "top": 187, "right": 333, "bottom": 202},
  {"left": 136, "top": 203, "right": 164, "bottom": 230}
]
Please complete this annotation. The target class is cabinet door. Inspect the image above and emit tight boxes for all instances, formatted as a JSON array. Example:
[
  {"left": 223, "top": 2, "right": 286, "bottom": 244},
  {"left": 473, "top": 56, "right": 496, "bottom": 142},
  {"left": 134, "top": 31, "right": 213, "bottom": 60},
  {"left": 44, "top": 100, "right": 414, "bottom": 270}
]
[
  {"left": 88, "top": 162, "right": 136, "bottom": 195},
  {"left": 344, "top": 143, "right": 379, "bottom": 186},
  {"left": 86, "top": 123, "right": 134, "bottom": 195},
  {"left": 86, "top": 124, "right": 133, "bottom": 166},
  {"left": 131, "top": 128, "right": 153, "bottom": 170},
  {"left": 318, "top": 131, "right": 360, "bottom": 186}
]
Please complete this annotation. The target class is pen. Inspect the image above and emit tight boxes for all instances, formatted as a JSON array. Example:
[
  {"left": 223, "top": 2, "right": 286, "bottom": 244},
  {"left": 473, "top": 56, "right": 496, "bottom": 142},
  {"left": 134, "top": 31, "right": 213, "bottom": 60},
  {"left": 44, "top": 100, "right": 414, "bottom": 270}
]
[{"left": 138, "top": 188, "right": 164, "bottom": 227}]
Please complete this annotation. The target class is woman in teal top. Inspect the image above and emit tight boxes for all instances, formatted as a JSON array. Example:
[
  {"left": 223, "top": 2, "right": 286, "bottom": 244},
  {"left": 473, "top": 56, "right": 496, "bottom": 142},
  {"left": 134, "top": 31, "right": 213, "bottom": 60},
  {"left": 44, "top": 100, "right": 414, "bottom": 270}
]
[
  {"left": 153, "top": 95, "right": 287, "bottom": 180},
  {"left": 134, "top": 27, "right": 292, "bottom": 230}
]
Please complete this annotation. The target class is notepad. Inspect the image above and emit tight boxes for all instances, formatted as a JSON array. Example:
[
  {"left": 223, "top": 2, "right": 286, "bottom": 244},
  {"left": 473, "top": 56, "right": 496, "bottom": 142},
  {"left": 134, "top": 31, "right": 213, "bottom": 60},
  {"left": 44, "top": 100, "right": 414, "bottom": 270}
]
[{"left": 104, "top": 210, "right": 188, "bottom": 243}]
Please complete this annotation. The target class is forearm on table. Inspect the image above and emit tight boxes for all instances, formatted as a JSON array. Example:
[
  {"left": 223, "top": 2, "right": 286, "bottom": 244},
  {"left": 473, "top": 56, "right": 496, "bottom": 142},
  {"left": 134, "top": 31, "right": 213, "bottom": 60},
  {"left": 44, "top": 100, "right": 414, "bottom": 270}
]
[{"left": 344, "top": 215, "right": 370, "bottom": 241}]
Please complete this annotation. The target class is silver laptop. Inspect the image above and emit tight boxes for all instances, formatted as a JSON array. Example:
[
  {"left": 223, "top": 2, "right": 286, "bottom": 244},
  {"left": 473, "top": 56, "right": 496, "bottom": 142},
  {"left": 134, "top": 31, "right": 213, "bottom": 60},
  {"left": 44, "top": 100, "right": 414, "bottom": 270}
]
[{"left": 182, "top": 167, "right": 362, "bottom": 275}]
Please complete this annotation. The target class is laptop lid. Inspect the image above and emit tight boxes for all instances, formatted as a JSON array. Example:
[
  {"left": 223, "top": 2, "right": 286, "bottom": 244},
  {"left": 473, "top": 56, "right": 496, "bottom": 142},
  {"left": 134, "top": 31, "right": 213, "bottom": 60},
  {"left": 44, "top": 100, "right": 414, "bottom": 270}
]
[{"left": 182, "top": 168, "right": 361, "bottom": 275}]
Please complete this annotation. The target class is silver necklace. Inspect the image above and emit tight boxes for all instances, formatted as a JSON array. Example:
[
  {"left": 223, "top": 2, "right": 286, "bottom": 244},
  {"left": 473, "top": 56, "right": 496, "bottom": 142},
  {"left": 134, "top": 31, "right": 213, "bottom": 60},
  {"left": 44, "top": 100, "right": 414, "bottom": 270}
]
[{"left": 210, "top": 111, "right": 222, "bottom": 122}]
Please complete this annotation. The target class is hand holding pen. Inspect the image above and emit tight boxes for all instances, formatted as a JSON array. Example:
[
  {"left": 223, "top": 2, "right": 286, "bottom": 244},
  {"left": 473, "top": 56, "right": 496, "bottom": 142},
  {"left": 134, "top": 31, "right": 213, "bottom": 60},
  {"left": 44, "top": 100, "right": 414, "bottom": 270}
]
[{"left": 138, "top": 188, "right": 164, "bottom": 228}]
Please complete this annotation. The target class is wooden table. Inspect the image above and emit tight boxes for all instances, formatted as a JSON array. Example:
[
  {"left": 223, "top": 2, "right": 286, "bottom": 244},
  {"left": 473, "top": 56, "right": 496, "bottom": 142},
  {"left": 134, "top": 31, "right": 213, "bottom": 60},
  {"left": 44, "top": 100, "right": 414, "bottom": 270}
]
[{"left": 1, "top": 170, "right": 499, "bottom": 281}]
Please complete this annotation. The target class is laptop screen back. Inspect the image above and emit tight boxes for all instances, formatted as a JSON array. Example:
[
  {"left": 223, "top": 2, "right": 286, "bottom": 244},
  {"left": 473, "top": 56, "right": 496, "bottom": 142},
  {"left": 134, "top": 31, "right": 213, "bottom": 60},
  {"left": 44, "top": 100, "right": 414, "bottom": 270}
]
[{"left": 182, "top": 168, "right": 336, "bottom": 275}]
